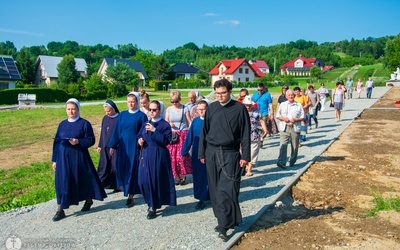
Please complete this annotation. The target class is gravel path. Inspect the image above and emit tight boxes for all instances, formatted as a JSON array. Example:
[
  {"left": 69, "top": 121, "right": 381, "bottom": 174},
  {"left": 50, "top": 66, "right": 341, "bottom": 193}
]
[{"left": 0, "top": 87, "right": 389, "bottom": 250}]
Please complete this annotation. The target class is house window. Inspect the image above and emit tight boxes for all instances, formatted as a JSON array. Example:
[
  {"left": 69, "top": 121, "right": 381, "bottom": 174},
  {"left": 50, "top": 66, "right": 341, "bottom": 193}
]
[
  {"left": 245, "top": 68, "right": 249, "bottom": 74},
  {"left": 238, "top": 78, "right": 241, "bottom": 82},
  {"left": 239, "top": 68, "right": 243, "bottom": 73},
  {"left": 245, "top": 77, "right": 249, "bottom": 82}
]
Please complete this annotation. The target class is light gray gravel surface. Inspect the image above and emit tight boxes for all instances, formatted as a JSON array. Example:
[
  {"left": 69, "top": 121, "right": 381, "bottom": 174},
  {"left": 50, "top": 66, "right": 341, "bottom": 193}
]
[{"left": 0, "top": 87, "right": 389, "bottom": 250}]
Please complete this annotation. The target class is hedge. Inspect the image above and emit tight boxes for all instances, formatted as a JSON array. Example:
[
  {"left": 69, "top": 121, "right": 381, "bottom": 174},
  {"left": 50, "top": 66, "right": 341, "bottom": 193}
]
[{"left": 0, "top": 88, "right": 72, "bottom": 105}]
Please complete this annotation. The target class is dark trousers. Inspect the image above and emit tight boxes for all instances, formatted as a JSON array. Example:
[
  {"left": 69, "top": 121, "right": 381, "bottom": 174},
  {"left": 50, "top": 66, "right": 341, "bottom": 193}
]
[
  {"left": 366, "top": 87, "right": 373, "bottom": 99},
  {"left": 308, "top": 108, "right": 318, "bottom": 127},
  {"left": 205, "top": 147, "right": 242, "bottom": 230}
]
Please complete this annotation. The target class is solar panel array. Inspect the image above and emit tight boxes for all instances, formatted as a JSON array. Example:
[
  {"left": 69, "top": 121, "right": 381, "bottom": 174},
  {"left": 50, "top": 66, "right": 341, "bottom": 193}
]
[{"left": 0, "top": 56, "right": 22, "bottom": 80}]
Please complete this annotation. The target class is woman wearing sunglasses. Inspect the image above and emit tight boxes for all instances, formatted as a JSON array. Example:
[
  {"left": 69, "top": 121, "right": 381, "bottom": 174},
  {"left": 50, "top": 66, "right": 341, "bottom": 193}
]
[
  {"left": 137, "top": 100, "right": 177, "bottom": 219},
  {"left": 165, "top": 90, "right": 192, "bottom": 185}
]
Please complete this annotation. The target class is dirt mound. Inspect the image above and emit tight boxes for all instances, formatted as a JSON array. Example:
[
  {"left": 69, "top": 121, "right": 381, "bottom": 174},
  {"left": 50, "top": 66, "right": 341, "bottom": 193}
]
[{"left": 233, "top": 87, "right": 400, "bottom": 250}]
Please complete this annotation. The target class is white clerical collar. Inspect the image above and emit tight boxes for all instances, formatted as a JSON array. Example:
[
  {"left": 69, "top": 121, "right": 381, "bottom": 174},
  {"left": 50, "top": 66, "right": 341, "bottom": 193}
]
[
  {"left": 110, "top": 113, "right": 119, "bottom": 118},
  {"left": 200, "top": 116, "right": 204, "bottom": 120},
  {"left": 68, "top": 115, "right": 80, "bottom": 122},
  {"left": 128, "top": 108, "right": 139, "bottom": 114},
  {"left": 151, "top": 117, "right": 162, "bottom": 122},
  {"left": 219, "top": 98, "right": 232, "bottom": 106}
]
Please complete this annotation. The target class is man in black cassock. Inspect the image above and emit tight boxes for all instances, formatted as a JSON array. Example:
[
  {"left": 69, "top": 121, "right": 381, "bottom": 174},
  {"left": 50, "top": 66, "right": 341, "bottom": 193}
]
[{"left": 199, "top": 79, "right": 251, "bottom": 242}]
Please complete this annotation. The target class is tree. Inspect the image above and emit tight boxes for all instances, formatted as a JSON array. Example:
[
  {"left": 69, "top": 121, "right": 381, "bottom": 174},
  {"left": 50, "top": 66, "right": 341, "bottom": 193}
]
[
  {"left": 105, "top": 62, "right": 139, "bottom": 97},
  {"left": 0, "top": 41, "right": 17, "bottom": 58},
  {"left": 310, "top": 66, "right": 323, "bottom": 82},
  {"left": 148, "top": 54, "right": 170, "bottom": 80},
  {"left": 384, "top": 34, "right": 400, "bottom": 71},
  {"left": 16, "top": 47, "right": 36, "bottom": 84},
  {"left": 82, "top": 74, "right": 108, "bottom": 100},
  {"left": 57, "top": 54, "right": 80, "bottom": 85}
]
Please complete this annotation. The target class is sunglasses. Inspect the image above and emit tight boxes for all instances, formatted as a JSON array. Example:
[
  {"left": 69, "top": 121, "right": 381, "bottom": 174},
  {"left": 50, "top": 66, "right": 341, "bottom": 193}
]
[
  {"left": 170, "top": 101, "right": 179, "bottom": 104},
  {"left": 149, "top": 109, "right": 158, "bottom": 112}
]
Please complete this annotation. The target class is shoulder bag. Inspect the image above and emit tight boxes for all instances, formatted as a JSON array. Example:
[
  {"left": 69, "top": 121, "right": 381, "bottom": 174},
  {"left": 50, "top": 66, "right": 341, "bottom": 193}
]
[{"left": 170, "top": 106, "right": 184, "bottom": 144}]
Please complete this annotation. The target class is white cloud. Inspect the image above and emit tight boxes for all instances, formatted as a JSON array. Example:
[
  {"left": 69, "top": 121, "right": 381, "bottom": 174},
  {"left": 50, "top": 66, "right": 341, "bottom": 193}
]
[
  {"left": 214, "top": 20, "right": 240, "bottom": 26},
  {"left": 202, "top": 13, "right": 218, "bottom": 17},
  {"left": 0, "top": 29, "right": 44, "bottom": 36}
]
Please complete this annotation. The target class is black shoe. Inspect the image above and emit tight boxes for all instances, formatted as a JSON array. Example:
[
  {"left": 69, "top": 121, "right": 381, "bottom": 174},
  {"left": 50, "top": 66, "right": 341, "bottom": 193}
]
[
  {"left": 112, "top": 188, "right": 121, "bottom": 193},
  {"left": 147, "top": 210, "right": 156, "bottom": 219},
  {"left": 277, "top": 162, "right": 286, "bottom": 169},
  {"left": 175, "top": 179, "right": 180, "bottom": 185},
  {"left": 81, "top": 201, "right": 93, "bottom": 212},
  {"left": 217, "top": 228, "right": 228, "bottom": 242},
  {"left": 214, "top": 226, "right": 219, "bottom": 232},
  {"left": 126, "top": 198, "right": 134, "bottom": 208},
  {"left": 52, "top": 210, "right": 65, "bottom": 222},
  {"left": 195, "top": 201, "right": 205, "bottom": 210},
  {"left": 180, "top": 177, "right": 186, "bottom": 185}
]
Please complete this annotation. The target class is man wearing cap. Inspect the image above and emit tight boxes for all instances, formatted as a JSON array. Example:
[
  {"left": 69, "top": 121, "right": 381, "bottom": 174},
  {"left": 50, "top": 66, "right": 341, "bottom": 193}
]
[{"left": 276, "top": 89, "right": 305, "bottom": 168}]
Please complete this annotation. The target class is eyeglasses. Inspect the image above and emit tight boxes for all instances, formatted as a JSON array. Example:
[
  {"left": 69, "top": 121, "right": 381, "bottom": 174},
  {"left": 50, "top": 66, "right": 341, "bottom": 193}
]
[
  {"left": 215, "top": 91, "right": 229, "bottom": 96},
  {"left": 197, "top": 108, "right": 206, "bottom": 111},
  {"left": 149, "top": 109, "right": 158, "bottom": 112},
  {"left": 171, "top": 101, "right": 179, "bottom": 104},
  {"left": 127, "top": 101, "right": 136, "bottom": 104}
]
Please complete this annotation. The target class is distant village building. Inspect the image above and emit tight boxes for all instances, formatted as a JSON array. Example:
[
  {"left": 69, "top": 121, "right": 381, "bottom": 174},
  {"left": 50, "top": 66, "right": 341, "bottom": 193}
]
[
  {"left": 0, "top": 55, "right": 21, "bottom": 90},
  {"left": 168, "top": 63, "right": 201, "bottom": 79},
  {"left": 280, "top": 55, "right": 333, "bottom": 76},
  {"left": 249, "top": 59, "right": 269, "bottom": 74},
  {"left": 209, "top": 58, "right": 265, "bottom": 84},
  {"left": 35, "top": 55, "right": 87, "bottom": 86},
  {"left": 98, "top": 58, "right": 148, "bottom": 86}
]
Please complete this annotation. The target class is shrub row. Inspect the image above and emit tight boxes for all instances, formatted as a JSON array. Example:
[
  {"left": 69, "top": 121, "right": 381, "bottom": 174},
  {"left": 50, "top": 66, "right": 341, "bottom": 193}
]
[{"left": 0, "top": 88, "right": 71, "bottom": 105}]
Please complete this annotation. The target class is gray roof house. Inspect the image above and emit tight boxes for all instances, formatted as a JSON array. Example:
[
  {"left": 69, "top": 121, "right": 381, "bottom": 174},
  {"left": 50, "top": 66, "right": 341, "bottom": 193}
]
[
  {"left": 98, "top": 58, "right": 148, "bottom": 86},
  {"left": 35, "top": 55, "right": 87, "bottom": 86},
  {"left": 0, "top": 55, "right": 21, "bottom": 90},
  {"left": 169, "top": 63, "right": 201, "bottom": 79}
]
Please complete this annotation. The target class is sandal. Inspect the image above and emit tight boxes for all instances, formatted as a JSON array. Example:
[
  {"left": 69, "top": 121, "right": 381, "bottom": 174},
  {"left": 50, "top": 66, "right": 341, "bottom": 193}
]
[{"left": 245, "top": 172, "right": 253, "bottom": 177}]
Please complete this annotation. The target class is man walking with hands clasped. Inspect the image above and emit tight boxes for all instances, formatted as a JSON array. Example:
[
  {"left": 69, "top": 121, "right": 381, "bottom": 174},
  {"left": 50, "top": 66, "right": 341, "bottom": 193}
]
[{"left": 199, "top": 79, "right": 251, "bottom": 242}]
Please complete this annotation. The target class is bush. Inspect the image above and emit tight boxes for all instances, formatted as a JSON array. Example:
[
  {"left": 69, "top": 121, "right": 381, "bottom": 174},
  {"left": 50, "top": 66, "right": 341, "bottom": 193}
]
[{"left": 0, "top": 88, "right": 71, "bottom": 105}]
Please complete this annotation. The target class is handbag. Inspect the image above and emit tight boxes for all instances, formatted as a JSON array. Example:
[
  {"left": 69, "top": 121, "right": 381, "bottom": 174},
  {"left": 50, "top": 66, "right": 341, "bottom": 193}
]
[
  {"left": 170, "top": 106, "right": 184, "bottom": 144},
  {"left": 330, "top": 102, "right": 334, "bottom": 108}
]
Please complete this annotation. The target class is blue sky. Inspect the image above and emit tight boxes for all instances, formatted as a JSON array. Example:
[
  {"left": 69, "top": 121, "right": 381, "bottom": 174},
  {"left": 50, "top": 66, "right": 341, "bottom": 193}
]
[{"left": 2, "top": 0, "right": 400, "bottom": 54}]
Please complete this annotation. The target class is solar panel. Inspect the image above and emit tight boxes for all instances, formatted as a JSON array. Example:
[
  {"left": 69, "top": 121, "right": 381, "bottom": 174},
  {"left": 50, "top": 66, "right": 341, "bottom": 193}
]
[{"left": 0, "top": 56, "right": 22, "bottom": 80}]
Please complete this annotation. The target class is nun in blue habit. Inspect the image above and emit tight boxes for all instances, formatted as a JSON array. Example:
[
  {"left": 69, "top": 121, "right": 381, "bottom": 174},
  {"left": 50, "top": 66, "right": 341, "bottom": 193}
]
[
  {"left": 108, "top": 92, "right": 148, "bottom": 207},
  {"left": 181, "top": 99, "right": 210, "bottom": 210},
  {"left": 51, "top": 98, "right": 107, "bottom": 222},
  {"left": 97, "top": 100, "right": 120, "bottom": 191},
  {"left": 137, "top": 100, "right": 176, "bottom": 219}
]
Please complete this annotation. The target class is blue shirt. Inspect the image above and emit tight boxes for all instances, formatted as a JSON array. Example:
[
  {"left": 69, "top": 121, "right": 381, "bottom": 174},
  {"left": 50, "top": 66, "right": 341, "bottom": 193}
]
[{"left": 252, "top": 91, "right": 273, "bottom": 115}]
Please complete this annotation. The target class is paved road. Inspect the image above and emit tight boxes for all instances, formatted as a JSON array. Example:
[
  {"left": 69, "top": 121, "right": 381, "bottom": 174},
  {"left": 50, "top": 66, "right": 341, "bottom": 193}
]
[{"left": 0, "top": 87, "right": 390, "bottom": 250}]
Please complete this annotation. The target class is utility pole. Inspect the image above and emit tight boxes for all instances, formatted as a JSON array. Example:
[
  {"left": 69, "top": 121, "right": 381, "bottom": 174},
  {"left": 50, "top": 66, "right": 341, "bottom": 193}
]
[{"left": 273, "top": 57, "right": 276, "bottom": 75}]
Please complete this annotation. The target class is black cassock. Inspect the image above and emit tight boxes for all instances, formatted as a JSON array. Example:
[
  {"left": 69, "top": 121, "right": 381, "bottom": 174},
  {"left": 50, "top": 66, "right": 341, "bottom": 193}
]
[{"left": 199, "top": 99, "right": 250, "bottom": 230}]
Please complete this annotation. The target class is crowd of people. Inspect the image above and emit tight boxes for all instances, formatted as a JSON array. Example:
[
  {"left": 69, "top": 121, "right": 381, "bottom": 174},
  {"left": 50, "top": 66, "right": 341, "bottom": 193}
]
[{"left": 51, "top": 77, "right": 374, "bottom": 241}]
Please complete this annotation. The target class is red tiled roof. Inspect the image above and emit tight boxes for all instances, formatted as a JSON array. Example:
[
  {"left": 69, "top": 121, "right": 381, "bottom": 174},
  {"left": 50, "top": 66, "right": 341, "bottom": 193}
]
[
  {"left": 323, "top": 65, "right": 334, "bottom": 72},
  {"left": 249, "top": 60, "right": 269, "bottom": 68},
  {"left": 280, "top": 55, "right": 316, "bottom": 69},
  {"left": 209, "top": 58, "right": 265, "bottom": 77}
]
